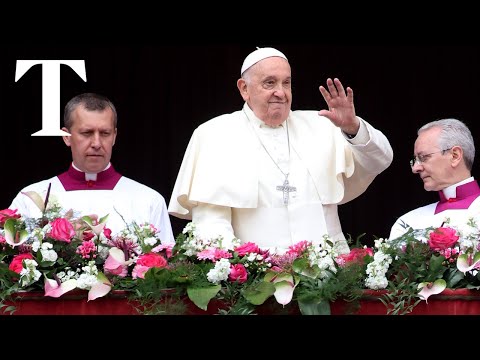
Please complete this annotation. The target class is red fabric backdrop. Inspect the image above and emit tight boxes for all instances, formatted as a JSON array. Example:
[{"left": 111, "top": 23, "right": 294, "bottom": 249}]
[{"left": 3, "top": 289, "right": 480, "bottom": 315}]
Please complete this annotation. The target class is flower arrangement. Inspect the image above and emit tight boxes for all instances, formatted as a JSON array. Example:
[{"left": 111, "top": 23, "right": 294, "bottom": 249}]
[
  {"left": 0, "top": 192, "right": 171, "bottom": 314},
  {"left": 365, "top": 216, "right": 480, "bottom": 314},
  {"left": 0, "top": 191, "right": 369, "bottom": 315},
  {"left": 130, "top": 223, "right": 369, "bottom": 315},
  {"left": 11, "top": 189, "right": 480, "bottom": 316}
]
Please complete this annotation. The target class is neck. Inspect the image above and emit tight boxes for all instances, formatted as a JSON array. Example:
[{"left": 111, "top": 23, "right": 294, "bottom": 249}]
[{"left": 442, "top": 177, "right": 474, "bottom": 199}]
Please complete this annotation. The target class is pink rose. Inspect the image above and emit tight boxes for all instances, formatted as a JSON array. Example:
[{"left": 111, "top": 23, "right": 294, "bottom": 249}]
[
  {"left": 428, "top": 227, "right": 459, "bottom": 251},
  {"left": 136, "top": 252, "right": 168, "bottom": 268},
  {"left": 0, "top": 208, "right": 21, "bottom": 227},
  {"left": 235, "top": 242, "right": 260, "bottom": 256},
  {"left": 132, "top": 253, "right": 168, "bottom": 279},
  {"left": 9, "top": 253, "right": 34, "bottom": 274},
  {"left": 228, "top": 263, "right": 248, "bottom": 284},
  {"left": 47, "top": 218, "right": 75, "bottom": 243}
]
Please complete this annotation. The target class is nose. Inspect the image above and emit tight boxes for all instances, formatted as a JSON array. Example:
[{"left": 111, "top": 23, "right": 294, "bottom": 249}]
[
  {"left": 91, "top": 133, "right": 101, "bottom": 149},
  {"left": 273, "top": 85, "right": 286, "bottom": 98},
  {"left": 411, "top": 162, "right": 423, "bottom": 174}
]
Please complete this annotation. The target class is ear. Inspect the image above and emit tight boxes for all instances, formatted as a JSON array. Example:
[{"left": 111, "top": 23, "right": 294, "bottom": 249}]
[
  {"left": 451, "top": 146, "right": 463, "bottom": 166},
  {"left": 62, "top": 127, "right": 72, "bottom": 147},
  {"left": 112, "top": 128, "right": 117, "bottom": 146},
  {"left": 237, "top": 78, "right": 249, "bottom": 101}
]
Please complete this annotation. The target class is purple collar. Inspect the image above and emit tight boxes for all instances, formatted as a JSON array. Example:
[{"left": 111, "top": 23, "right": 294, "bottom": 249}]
[
  {"left": 435, "top": 180, "right": 480, "bottom": 214},
  {"left": 58, "top": 164, "right": 122, "bottom": 191}
]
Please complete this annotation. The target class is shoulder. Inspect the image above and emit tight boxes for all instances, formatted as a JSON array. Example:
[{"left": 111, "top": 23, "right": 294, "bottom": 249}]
[
  {"left": 195, "top": 110, "right": 245, "bottom": 133},
  {"left": 15, "top": 176, "right": 59, "bottom": 193},
  {"left": 398, "top": 202, "right": 438, "bottom": 219},
  {"left": 116, "top": 176, "right": 166, "bottom": 201}
]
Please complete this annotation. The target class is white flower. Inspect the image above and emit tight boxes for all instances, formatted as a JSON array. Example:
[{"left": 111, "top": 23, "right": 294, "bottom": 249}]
[{"left": 206, "top": 258, "right": 231, "bottom": 284}]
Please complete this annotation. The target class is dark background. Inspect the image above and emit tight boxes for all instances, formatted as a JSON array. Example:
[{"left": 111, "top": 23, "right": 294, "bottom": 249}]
[{"left": 1, "top": 44, "right": 478, "bottom": 245}]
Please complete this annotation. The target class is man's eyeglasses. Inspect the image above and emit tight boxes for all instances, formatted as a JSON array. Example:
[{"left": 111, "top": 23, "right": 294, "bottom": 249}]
[{"left": 410, "top": 148, "right": 452, "bottom": 167}]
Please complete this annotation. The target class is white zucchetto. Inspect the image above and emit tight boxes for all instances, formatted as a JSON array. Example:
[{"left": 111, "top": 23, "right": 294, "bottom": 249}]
[{"left": 241, "top": 47, "right": 288, "bottom": 75}]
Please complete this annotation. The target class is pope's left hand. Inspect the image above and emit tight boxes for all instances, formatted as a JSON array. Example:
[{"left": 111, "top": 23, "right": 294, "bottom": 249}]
[{"left": 318, "top": 77, "right": 359, "bottom": 136}]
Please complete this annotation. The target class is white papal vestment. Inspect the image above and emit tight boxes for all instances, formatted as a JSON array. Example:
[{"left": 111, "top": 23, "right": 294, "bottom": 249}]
[{"left": 169, "top": 103, "right": 393, "bottom": 253}]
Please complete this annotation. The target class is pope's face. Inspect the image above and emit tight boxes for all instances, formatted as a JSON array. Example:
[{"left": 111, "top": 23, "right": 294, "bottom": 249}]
[
  {"left": 239, "top": 57, "right": 292, "bottom": 127},
  {"left": 62, "top": 106, "right": 117, "bottom": 173}
]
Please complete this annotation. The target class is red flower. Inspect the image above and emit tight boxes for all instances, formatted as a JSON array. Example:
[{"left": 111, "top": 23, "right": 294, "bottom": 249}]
[
  {"left": 103, "top": 227, "right": 112, "bottom": 239},
  {"left": 9, "top": 253, "right": 34, "bottom": 274},
  {"left": 428, "top": 227, "right": 459, "bottom": 251},
  {"left": 336, "top": 247, "right": 373, "bottom": 267},
  {"left": 136, "top": 252, "right": 168, "bottom": 268}
]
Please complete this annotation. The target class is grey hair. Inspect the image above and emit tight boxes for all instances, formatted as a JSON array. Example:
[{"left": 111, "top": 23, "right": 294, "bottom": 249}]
[
  {"left": 418, "top": 118, "right": 475, "bottom": 170},
  {"left": 64, "top": 93, "right": 117, "bottom": 130}
]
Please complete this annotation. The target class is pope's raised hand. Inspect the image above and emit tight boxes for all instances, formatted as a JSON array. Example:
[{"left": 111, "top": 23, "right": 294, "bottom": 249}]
[{"left": 318, "top": 78, "right": 359, "bottom": 136}]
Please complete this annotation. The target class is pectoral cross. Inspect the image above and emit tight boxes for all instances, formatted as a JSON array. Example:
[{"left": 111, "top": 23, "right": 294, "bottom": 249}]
[{"left": 277, "top": 175, "right": 297, "bottom": 206}]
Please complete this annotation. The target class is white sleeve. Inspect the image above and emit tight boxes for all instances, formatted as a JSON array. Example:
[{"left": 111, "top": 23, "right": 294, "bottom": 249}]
[
  {"left": 151, "top": 194, "right": 176, "bottom": 245},
  {"left": 192, "top": 203, "right": 237, "bottom": 246}
]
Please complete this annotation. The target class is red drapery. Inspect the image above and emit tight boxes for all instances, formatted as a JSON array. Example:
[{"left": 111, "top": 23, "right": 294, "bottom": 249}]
[{"left": 3, "top": 289, "right": 480, "bottom": 315}]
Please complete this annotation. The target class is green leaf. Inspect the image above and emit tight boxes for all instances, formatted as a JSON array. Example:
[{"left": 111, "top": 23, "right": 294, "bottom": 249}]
[
  {"left": 243, "top": 281, "right": 275, "bottom": 305},
  {"left": 187, "top": 285, "right": 221, "bottom": 311},
  {"left": 298, "top": 299, "right": 331, "bottom": 315},
  {"left": 445, "top": 268, "right": 465, "bottom": 288}
]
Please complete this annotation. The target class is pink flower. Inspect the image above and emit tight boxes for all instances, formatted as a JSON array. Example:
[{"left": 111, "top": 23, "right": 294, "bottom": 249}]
[
  {"left": 9, "top": 253, "right": 34, "bottom": 274},
  {"left": 136, "top": 252, "right": 168, "bottom": 268},
  {"left": 76, "top": 240, "right": 97, "bottom": 259},
  {"left": 103, "top": 227, "right": 112, "bottom": 240},
  {"left": 428, "top": 227, "right": 459, "bottom": 251},
  {"left": 0, "top": 208, "right": 21, "bottom": 227},
  {"left": 336, "top": 247, "right": 374, "bottom": 267},
  {"left": 132, "top": 252, "right": 168, "bottom": 279},
  {"left": 197, "top": 248, "right": 216, "bottom": 261},
  {"left": 197, "top": 248, "right": 233, "bottom": 262},
  {"left": 47, "top": 218, "right": 75, "bottom": 243},
  {"left": 286, "top": 240, "right": 310, "bottom": 257},
  {"left": 151, "top": 243, "right": 173, "bottom": 258},
  {"left": 235, "top": 242, "right": 260, "bottom": 256},
  {"left": 229, "top": 264, "right": 248, "bottom": 283},
  {"left": 105, "top": 263, "right": 129, "bottom": 277},
  {"left": 132, "top": 265, "right": 150, "bottom": 279}
]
